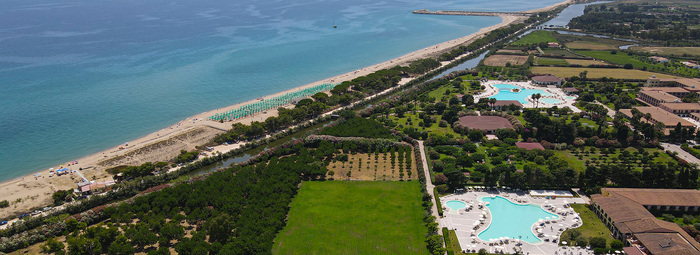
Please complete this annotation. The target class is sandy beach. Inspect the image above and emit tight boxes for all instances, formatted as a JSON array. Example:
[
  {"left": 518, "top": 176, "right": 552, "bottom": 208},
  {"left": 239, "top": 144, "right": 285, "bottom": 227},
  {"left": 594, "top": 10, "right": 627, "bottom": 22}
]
[{"left": 0, "top": 0, "right": 572, "bottom": 219}]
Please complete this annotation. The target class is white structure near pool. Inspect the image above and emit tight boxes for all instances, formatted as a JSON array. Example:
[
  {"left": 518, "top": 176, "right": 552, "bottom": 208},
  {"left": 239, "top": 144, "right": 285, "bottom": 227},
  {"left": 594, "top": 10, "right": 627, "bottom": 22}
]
[
  {"left": 474, "top": 80, "right": 580, "bottom": 112},
  {"left": 440, "top": 188, "right": 590, "bottom": 255}
]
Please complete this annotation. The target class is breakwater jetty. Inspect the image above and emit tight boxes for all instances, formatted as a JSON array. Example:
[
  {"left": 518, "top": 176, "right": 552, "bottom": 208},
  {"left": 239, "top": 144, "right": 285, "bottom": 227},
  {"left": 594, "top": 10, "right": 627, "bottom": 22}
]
[{"left": 412, "top": 9, "right": 534, "bottom": 17}]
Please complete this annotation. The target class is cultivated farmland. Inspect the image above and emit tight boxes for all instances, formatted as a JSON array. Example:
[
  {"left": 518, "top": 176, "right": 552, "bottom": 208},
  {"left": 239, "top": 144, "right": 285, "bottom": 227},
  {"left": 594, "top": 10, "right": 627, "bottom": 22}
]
[
  {"left": 326, "top": 150, "right": 417, "bottom": 181},
  {"left": 531, "top": 67, "right": 678, "bottom": 79},
  {"left": 630, "top": 47, "right": 700, "bottom": 56},
  {"left": 484, "top": 54, "right": 529, "bottom": 66}
]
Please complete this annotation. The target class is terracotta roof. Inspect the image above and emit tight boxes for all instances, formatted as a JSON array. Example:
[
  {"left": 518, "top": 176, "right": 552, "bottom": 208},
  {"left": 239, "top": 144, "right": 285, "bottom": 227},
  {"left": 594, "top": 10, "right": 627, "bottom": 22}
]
[
  {"left": 456, "top": 116, "right": 513, "bottom": 131},
  {"left": 515, "top": 142, "right": 545, "bottom": 150},
  {"left": 641, "top": 87, "right": 690, "bottom": 94},
  {"left": 660, "top": 103, "right": 700, "bottom": 111},
  {"left": 635, "top": 232, "right": 700, "bottom": 255},
  {"left": 640, "top": 90, "right": 682, "bottom": 103},
  {"left": 563, "top": 87, "right": 579, "bottom": 92},
  {"left": 658, "top": 78, "right": 700, "bottom": 89},
  {"left": 493, "top": 100, "right": 523, "bottom": 107},
  {"left": 604, "top": 188, "right": 700, "bottom": 207},
  {"left": 620, "top": 107, "right": 695, "bottom": 128},
  {"left": 532, "top": 75, "right": 564, "bottom": 83},
  {"left": 624, "top": 247, "right": 645, "bottom": 255},
  {"left": 591, "top": 194, "right": 655, "bottom": 224}
]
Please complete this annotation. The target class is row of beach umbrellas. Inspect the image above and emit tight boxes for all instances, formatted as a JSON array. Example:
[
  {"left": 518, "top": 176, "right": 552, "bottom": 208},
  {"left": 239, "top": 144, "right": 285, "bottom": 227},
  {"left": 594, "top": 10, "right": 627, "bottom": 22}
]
[{"left": 209, "top": 83, "right": 337, "bottom": 121}]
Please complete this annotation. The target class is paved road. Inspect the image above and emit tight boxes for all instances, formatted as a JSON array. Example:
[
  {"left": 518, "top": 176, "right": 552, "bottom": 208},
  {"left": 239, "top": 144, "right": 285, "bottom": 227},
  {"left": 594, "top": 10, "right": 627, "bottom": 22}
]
[
  {"left": 417, "top": 141, "right": 440, "bottom": 223},
  {"left": 593, "top": 101, "right": 616, "bottom": 118},
  {"left": 661, "top": 143, "right": 700, "bottom": 165}
]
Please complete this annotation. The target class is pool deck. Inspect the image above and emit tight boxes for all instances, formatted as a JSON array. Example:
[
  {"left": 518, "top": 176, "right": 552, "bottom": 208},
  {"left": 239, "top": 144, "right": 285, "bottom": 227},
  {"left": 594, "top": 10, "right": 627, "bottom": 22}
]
[
  {"left": 440, "top": 189, "right": 592, "bottom": 255},
  {"left": 475, "top": 80, "right": 581, "bottom": 112}
]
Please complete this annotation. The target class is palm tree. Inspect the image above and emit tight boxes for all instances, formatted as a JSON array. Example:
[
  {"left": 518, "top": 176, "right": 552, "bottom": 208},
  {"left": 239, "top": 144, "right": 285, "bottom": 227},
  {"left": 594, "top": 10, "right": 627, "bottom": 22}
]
[
  {"left": 489, "top": 98, "right": 497, "bottom": 111},
  {"left": 532, "top": 93, "right": 541, "bottom": 108}
]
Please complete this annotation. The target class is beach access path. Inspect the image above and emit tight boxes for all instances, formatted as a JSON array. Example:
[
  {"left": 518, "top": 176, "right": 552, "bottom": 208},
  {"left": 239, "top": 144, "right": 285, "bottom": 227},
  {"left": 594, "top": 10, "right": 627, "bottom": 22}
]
[{"left": 0, "top": 0, "right": 574, "bottom": 219}]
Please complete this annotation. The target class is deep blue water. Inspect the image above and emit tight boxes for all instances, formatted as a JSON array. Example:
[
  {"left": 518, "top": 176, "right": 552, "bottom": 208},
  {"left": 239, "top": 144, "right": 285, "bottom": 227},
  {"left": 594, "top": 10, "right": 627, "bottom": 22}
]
[{"left": 0, "top": 0, "right": 562, "bottom": 181}]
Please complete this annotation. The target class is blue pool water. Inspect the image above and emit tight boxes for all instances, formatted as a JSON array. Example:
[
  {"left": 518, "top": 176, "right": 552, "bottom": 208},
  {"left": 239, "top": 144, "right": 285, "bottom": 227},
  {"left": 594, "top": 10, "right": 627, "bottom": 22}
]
[
  {"left": 489, "top": 84, "right": 550, "bottom": 104},
  {"left": 446, "top": 200, "right": 467, "bottom": 210},
  {"left": 478, "top": 196, "right": 558, "bottom": 244},
  {"left": 541, "top": 98, "right": 562, "bottom": 104}
]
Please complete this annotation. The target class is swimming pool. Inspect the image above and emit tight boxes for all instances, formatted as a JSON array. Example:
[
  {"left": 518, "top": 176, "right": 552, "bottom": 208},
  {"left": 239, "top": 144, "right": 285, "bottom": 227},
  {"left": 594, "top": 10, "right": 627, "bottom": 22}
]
[
  {"left": 446, "top": 200, "right": 467, "bottom": 210},
  {"left": 541, "top": 98, "right": 562, "bottom": 104},
  {"left": 489, "top": 84, "right": 551, "bottom": 104},
  {"left": 478, "top": 196, "right": 558, "bottom": 244}
]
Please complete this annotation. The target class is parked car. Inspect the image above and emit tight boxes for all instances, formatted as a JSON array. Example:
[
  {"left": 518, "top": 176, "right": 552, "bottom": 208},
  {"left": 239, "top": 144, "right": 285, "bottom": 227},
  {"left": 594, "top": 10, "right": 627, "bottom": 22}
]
[
  {"left": 18, "top": 214, "right": 30, "bottom": 219},
  {"left": 0, "top": 221, "right": 7, "bottom": 225}
]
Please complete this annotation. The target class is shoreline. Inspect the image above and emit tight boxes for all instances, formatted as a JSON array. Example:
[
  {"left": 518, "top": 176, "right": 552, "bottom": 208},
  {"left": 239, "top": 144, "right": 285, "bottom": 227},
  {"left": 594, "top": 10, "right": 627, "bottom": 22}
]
[{"left": 0, "top": 0, "right": 572, "bottom": 218}]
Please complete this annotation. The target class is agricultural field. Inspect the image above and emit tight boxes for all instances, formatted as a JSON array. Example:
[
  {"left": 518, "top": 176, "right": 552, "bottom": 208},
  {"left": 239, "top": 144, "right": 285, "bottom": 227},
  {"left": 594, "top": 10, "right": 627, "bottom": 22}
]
[
  {"left": 530, "top": 67, "right": 678, "bottom": 79},
  {"left": 513, "top": 30, "right": 557, "bottom": 45},
  {"left": 574, "top": 50, "right": 654, "bottom": 70},
  {"left": 272, "top": 181, "right": 428, "bottom": 255},
  {"left": 564, "top": 59, "right": 610, "bottom": 66},
  {"left": 326, "top": 150, "right": 417, "bottom": 181},
  {"left": 565, "top": 41, "right": 619, "bottom": 50},
  {"left": 542, "top": 48, "right": 581, "bottom": 58},
  {"left": 536, "top": 57, "right": 568, "bottom": 66},
  {"left": 496, "top": 49, "right": 526, "bottom": 54},
  {"left": 553, "top": 146, "right": 675, "bottom": 172},
  {"left": 484, "top": 54, "right": 529, "bottom": 66},
  {"left": 629, "top": 47, "right": 700, "bottom": 57}
]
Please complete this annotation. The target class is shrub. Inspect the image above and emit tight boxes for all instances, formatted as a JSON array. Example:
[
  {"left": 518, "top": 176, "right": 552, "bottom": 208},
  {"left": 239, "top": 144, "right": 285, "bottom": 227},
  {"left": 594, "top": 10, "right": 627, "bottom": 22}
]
[
  {"left": 610, "top": 240, "right": 623, "bottom": 250},
  {"left": 589, "top": 237, "right": 606, "bottom": 249},
  {"left": 576, "top": 236, "right": 588, "bottom": 247},
  {"left": 0, "top": 200, "right": 9, "bottom": 208},
  {"left": 434, "top": 188, "right": 443, "bottom": 216},
  {"left": 435, "top": 173, "right": 448, "bottom": 185}
]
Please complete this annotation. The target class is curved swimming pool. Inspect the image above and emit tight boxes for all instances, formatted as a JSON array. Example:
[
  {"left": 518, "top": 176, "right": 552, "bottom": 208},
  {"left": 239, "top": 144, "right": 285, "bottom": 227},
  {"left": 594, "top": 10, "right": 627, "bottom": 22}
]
[
  {"left": 478, "top": 196, "right": 558, "bottom": 244},
  {"left": 446, "top": 200, "right": 467, "bottom": 210},
  {"left": 489, "top": 84, "right": 551, "bottom": 104}
]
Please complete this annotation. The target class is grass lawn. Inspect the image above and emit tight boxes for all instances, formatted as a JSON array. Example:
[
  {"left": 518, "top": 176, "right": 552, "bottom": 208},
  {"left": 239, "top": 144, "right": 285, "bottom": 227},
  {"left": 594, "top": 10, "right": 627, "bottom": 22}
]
[
  {"left": 542, "top": 48, "right": 581, "bottom": 58},
  {"left": 630, "top": 46, "right": 700, "bottom": 57},
  {"left": 272, "top": 181, "right": 428, "bottom": 255},
  {"left": 513, "top": 30, "right": 557, "bottom": 45},
  {"left": 561, "top": 204, "right": 615, "bottom": 248},
  {"left": 531, "top": 67, "right": 678, "bottom": 79},
  {"left": 390, "top": 112, "right": 463, "bottom": 138},
  {"left": 574, "top": 50, "right": 654, "bottom": 70},
  {"left": 565, "top": 41, "right": 619, "bottom": 50},
  {"left": 564, "top": 59, "right": 609, "bottom": 66},
  {"left": 536, "top": 57, "right": 568, "bottom": 66}
]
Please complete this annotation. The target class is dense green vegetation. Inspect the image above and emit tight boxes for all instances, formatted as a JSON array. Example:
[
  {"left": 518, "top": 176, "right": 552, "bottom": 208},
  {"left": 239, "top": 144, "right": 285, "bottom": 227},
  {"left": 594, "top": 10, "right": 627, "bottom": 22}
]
[
  {"left": 320, "top": 117, "right": 394, "bottom": 139},
  {"left": 272, "top": 181, "right": 428, "bottom": 254},
  {"left": 569, "top": 2, "right": 700, "bottom": 45},
  {"left": 575, "top": 50, "right": 700, "bottom": 78}
]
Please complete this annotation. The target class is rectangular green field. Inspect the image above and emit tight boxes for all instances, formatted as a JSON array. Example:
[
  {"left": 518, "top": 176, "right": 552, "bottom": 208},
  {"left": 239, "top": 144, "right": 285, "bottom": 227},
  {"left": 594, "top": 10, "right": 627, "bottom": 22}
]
[
  {"left": 531, "top": 67, "right": 678, "bottom": 79},
  {"left": 574, "top": 50, "right": 654, "bottom": 70},
  {"left": 513, "top": 30, "right": 557, "bottom": 45},
  {"left": 536, "top": 57, "right": 568, "bottom": 66},
  {"left": 565, "top": 41, "right": 620, "bottom": 50},
  {"left": 272, "top": 181, "right": 428, "bottom": 255},
  {"left": 630, "top": 46, "right": 700, "bottom": 57}
]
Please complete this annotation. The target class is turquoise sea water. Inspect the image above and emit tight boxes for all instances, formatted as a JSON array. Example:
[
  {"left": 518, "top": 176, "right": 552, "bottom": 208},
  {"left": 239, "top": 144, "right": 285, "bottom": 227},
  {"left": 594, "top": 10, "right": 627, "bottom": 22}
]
[
  {"left": 446, "top": 200, "right": 467, "bottom": 210},
  {"left": 0, "top": 0, "right": 563, "bottom": 181},
  {"left": 489, "top": 84, "right": 551, "bottom": 104},
  {"left": 478, "top": 196, "right": 558, "bottom": 244}
]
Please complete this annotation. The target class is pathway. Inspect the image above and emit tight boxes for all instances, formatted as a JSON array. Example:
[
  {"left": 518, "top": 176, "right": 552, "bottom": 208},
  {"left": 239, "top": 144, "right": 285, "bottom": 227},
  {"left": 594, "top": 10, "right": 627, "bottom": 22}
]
[
  {"left": 593, "top": 101, "right": 616, "bottom": 118},
  {"left": 418, "top": 141, "right": 441, "bottom": 224},
  {"left": 661, "top": 143, "right": 700, "bottom": 165}
]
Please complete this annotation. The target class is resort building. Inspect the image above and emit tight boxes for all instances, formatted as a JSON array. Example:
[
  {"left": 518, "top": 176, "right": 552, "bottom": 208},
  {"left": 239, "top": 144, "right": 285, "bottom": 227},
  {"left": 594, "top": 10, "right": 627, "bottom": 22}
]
[
  {"left": 532, "top": 75, "right": 564, "bottom": 86},
  {"left": 691, "top": 113, "right": 700, "bottom": 123},
  {"left": 658, "top": 103, "right": 700, "bottom": 117},
  {"left": 456, "top": 116, "right": 513, "bottom": 134},
  {"left": 547, "top": 42, "right": 560, "bottom": 48},
  {"left": 647, "top": 77, "right": 700, "bottom": 90},
  {"left": 563, "top": 87, "right": 579, "bottom": 95},
  {"left": 619, "top": 107, "right": 695, "bottom": 134},
  {"left": 640, "top": 87, "right": 692, "bottom": 98},
  {"left": 492, "top": 100, "right": 522, "bottom": 110},
  {"left": 637, "top": 90, "right": 682, "bottom": 106},
  {"left": 515, "top": 142, "right": 545, "bottom": 150},
  {"left": 590, "top": 188, "right": 700, "bottom": 255},
  {"left": 682, "top": 61, "right": 700, "bottom": 70}
]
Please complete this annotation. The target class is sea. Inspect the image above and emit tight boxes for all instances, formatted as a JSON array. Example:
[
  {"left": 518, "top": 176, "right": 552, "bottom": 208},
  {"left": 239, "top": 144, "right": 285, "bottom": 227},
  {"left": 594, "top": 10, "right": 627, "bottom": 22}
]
[{"left": 0, "top": 0, "right": 563, "bottom": 182}]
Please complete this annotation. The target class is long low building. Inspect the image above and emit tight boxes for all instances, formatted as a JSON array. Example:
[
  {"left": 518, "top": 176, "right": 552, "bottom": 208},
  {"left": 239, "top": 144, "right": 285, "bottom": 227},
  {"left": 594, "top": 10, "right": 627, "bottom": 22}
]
[
  {"left": 659, "top": 103, "right": 700, "bottom": 117},
  {"left": 456, "top": 116, "right": 513, "bottom": 134},
  {"left": 620, "top": 107, "right": 696, "bottom": 134},
  {"left": 591, "top": 188, "right": 700, "bottom": 255}
]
